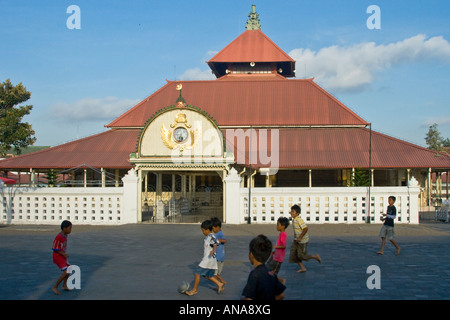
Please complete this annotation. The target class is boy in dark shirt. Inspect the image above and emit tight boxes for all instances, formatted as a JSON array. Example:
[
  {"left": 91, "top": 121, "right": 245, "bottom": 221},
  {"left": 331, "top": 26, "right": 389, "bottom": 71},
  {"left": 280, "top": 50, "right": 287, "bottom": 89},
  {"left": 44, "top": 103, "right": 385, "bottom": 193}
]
[
  {"left": 241, "top": 234, "right": 286, "bottom": 300},
  {"left": 377, "top": 196, "right": 401, "bottom": 255}
]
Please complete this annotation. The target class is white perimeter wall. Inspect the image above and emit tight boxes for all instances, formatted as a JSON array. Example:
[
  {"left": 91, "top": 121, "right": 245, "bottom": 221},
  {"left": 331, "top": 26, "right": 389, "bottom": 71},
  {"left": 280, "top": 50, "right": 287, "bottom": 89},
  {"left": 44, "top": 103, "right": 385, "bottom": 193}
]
[
  {"left": 1, "top": 169, "right": 420, "bottom": 226},
  {"left": 234, "top": 186, "right": 419, "bottom": 224}
]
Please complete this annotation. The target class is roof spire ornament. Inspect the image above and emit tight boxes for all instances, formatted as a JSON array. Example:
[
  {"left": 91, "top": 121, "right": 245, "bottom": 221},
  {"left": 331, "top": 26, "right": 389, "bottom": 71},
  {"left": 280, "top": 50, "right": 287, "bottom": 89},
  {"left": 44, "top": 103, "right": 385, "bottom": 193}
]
[
  {"left": 245, "top": 3, "right": 261, "bottom": 30},
  {"left": 176, "top": 83, "right": 186, "bottom": 107}
]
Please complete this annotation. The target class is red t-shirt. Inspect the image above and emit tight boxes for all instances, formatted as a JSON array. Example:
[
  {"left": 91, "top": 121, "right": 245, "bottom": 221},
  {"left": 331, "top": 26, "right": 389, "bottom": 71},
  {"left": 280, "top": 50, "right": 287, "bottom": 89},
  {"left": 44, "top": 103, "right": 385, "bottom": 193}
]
[
  {"left": 52, "top": 232, "right": 68, "bottom": 264},
  {"left": 273, "top": 231, "right": 287, "bottom": 263}
]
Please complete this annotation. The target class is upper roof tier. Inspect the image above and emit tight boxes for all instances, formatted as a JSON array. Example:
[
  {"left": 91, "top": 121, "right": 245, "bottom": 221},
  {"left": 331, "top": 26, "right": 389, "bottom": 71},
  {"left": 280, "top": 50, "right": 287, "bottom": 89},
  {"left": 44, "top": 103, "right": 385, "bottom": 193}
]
[
  {"left": 107, "top": 3, "right": 364, "bottom": 128},
  {"left": 207, "top": 30, "right": 296, "bottom": 78},
  {"left": 207, "top": 4, "right": 294, "bottom": 78}
]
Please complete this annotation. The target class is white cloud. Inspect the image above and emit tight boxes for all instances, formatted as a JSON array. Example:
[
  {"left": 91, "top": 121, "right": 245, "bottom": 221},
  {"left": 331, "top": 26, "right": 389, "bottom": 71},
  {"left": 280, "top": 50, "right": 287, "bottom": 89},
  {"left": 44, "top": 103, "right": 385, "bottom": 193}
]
[
  {"left": 289, "top": 34, "right": 450, "bottom": 93},
  {"left": 203, "top": 50, "right": 219, "bottom": 61},
  {"left": 49, "top": 96, "right": 140, "bottom": 122},
  {"left": 423, "top": 117, "right": 450, "bottom": 127},
  {"left": 178, "top": 68, "right": 216, "bottom": 81}
]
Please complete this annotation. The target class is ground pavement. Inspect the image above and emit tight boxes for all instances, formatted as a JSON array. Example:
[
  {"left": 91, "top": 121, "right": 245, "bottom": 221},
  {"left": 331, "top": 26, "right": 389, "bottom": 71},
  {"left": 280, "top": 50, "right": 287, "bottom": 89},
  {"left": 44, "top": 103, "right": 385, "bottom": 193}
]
[{"left": 0, "top": 222, "right": 449, "bottom": 301}]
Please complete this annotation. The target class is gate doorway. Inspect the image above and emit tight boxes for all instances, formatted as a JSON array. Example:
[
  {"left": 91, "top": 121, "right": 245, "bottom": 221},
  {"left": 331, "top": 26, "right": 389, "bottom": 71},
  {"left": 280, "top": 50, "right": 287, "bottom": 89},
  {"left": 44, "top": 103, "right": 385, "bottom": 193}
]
[{"left": 141, "top": 171, "right": 223, "bottom": 223}]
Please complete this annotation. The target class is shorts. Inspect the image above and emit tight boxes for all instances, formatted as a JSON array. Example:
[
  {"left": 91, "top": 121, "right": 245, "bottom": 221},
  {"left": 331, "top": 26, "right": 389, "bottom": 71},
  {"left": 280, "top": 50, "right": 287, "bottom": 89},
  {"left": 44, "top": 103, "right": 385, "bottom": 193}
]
[
  {"left": 215, "top": 261, "right": 224, "bottom": 276},
  {"left": 379, "top": 225, "right": 395, "bottom": 240},
  {"left": 53, "top": 256, "right": 69, "bottom": 272},
  {"left": 266, "top": 255, "right": 282, "bottom": 274},
  {"left": 289, "top": 241, "right": 313, "bottom": 263},
  {"left": 194, "top": 266, "right": 216, "bottom": 278}
]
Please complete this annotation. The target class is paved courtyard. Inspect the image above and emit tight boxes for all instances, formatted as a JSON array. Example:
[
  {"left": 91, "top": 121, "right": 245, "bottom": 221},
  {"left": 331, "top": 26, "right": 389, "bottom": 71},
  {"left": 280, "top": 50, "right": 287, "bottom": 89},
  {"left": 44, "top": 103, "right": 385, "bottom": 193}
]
[{"left": 1, "top": 221, "right": 449, "bottom": 301}]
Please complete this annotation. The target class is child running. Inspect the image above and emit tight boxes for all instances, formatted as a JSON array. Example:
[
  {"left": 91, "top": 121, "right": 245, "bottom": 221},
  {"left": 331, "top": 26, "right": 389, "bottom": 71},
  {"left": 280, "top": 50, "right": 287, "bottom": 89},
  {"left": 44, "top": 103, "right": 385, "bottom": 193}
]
[
  {"left": 186, "top": 219, "right": 224, "bottom": 296},
  {"left": 51, "top": 220, "right": 72, "bottom": 295},
  {"left": 289, "top": 205, "right": 321, "bottom": 273},
  {"left": 211, "top": 217, "right": 227, "bottom": 286},
  {"left": 266, "top": 217, "right": 289, "bottom": 284}
]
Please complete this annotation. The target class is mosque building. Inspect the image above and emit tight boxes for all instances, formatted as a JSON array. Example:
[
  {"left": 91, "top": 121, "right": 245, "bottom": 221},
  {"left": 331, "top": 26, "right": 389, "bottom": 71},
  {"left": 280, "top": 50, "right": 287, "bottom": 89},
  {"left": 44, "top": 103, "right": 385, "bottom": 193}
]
[{"left": 1, "top": 5, "right": 449, "bottom": 223}]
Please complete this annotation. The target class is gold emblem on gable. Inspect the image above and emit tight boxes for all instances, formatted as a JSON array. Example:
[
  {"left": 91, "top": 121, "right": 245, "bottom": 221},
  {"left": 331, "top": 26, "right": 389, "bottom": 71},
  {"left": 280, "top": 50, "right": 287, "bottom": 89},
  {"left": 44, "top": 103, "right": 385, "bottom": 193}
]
[{"left": 161, "top": 112, "right": 201, "bottom": 152}]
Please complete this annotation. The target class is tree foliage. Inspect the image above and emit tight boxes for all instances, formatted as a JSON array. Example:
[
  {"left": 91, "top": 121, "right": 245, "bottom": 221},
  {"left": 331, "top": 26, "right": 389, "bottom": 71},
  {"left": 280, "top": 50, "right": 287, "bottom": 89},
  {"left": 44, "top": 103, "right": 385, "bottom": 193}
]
[
  {"left": 424, "top": 123, "right": 450, "bottom": 151},
  {"left": 0, "top": 79, "right": 36, "bottom": 156},
  {"left": 425, "top": 123, "right": 442, "bottom": 150},
  {"left": 45, "top": 169, "right": 58, "bottom": 187},
  {"left": 443, "top": 137, "right": 450, "bottom": 147},
  {"left": 351, "top": 167, "right": 370, "bottom": 187}
]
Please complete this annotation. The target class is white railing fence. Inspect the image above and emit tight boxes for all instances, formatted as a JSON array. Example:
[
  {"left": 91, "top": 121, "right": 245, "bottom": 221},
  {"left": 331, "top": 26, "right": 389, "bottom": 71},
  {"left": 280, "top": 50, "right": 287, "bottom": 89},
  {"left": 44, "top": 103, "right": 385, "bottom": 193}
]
[
  {"left": 1, "top": 169, "right": 139, "bottom": 226},
  {"left": 1, "top": 169, "right": 421, "bottom": 226},
  {"left": 1, "top": 187, "right": 125, "bottom": 225},
  {"left": 240, "top": 187, "right": 419, "bottom": 224},
  {"left": 225, "top": 169, "right": 421, "bottom": 225}
]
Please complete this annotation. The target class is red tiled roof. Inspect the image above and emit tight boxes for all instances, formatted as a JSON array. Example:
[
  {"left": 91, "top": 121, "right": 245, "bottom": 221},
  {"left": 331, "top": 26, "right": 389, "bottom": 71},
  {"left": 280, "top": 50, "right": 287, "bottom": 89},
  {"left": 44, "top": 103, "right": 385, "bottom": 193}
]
[
  {"left": 106, "top": 78, "right": 369, "bottom": 128},
  {"left": 3, "top": 24, "right": 448, "bottom": 173},
  {"left": 225, "top": 128, "right": 450, "bottom": 169},
  {"left": 207, "top": 30, "right": 295, "bottom": 63},
  {"left": 0, "top": 129, "right": 139, "bottom": 170},
  {"left": 2, "top": 127, "right": 448, "bottom": 170}
]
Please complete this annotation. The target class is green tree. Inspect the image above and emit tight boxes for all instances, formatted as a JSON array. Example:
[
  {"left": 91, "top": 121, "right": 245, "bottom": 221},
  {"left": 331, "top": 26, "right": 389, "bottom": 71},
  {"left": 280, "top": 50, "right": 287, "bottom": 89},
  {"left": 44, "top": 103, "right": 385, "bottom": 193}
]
[
  {"left": 443, "top": 137, "right": 450, "bottom": 147},
  {"left": 0, "top": 79, "right": 36, "bottom": 156},
  {"left": 351, "top": 168, "right": 370, "bottom": 187},
  {"left": 425, "top": 123, "right": 444, "bottom": 151},
  {"left": 45, "top": 169, "right": 58, "bottom": 187}
]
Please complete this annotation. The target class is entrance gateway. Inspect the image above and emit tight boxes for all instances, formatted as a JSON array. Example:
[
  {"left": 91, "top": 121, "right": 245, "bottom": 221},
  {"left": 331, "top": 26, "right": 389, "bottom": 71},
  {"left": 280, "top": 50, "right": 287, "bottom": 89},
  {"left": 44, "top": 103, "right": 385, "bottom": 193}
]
[{"left": 130, "top": 88, "right": 234, "bottom": 223}]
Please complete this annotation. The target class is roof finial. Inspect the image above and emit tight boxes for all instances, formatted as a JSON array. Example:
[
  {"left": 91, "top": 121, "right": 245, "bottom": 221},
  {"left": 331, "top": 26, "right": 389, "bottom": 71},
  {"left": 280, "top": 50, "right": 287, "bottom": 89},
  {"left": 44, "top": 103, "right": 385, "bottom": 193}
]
[
  {"left": 176, "top": 83, "right": 186, "bottom": 107},
  {"left": 245, "top": 3, "right": 261, "bottom": 30}
]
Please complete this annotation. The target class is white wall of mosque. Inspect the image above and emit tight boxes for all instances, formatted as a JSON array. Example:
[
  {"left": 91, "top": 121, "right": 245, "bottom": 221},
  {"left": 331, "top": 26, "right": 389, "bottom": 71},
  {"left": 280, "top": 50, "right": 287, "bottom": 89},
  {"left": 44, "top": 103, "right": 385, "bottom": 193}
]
[{"left": 1, "top": 169, "right": 421, "bottom": 225}]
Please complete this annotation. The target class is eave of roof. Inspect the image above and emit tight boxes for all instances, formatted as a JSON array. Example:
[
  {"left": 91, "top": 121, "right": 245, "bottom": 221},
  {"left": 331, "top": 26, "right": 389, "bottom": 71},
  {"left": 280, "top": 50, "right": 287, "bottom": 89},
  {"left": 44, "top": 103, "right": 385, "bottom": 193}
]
[
  {"left": 0, "top": 129, "right": 139, "bottom": 170},
  {"left": 225, "top": 127, "right": 450, "bottom": 169},
  {"left": 1, "top": 128, "right": 448, "bottom": 170}
]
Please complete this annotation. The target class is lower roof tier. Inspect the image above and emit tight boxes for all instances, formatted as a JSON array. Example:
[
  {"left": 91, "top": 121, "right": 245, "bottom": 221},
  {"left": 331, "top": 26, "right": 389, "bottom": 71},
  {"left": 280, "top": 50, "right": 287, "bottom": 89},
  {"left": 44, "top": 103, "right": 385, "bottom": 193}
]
[{"left": 0, "top": 127, "right": 449, "bottom": 171}]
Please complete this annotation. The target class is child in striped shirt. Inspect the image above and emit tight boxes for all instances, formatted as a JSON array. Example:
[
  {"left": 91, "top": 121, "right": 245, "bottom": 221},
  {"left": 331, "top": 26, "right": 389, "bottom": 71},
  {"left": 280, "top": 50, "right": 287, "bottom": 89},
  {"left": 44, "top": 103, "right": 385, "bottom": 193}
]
[{"left": 289, "top": 205, "right": 321, "bottom": 273}]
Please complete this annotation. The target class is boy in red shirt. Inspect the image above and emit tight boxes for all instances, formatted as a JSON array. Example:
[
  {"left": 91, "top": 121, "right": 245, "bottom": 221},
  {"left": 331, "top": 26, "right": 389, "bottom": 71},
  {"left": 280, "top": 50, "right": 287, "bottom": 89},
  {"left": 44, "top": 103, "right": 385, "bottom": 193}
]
[{"left": 52, "top": 220, "right": 72, "bottom": 295}]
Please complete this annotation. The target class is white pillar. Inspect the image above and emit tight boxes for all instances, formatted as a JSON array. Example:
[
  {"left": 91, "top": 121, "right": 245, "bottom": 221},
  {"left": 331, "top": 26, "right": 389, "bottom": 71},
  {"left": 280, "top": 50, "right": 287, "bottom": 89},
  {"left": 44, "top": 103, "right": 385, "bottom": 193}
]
[
  {"left": 115, "top": 169, "right": 120, "bottom": 187},
  {"left": 30, "top": 168, "right": 34, "bottom": 187},
  {"left": 352, "top": 168, "right": 355, "bottom": 184},
  {"left": 181, "top": 175, "right": 186, "bottom": 198},
  {"left": 101, "top": 168, "right": 106, "bottom": 188},
  {"left": 155, "top": 173, "right": 164, "bottom": 222},
  {"left": 408, "top": 176, "right": 420, "bottom": 224},
  {"left": 122, "top": 168, "right": 139, "bottom": 224},
  {"left": 224, "top": 168, "right": 242, "bottom": 224},
  {"left": 308, "top": 169, "right": 312, "bottom": 187},
  {"left": 428, "top": 168, "right": 432, "bottom": 208},
  {"left": 144, "top": 171, "right": 148, "bottom": 193}
]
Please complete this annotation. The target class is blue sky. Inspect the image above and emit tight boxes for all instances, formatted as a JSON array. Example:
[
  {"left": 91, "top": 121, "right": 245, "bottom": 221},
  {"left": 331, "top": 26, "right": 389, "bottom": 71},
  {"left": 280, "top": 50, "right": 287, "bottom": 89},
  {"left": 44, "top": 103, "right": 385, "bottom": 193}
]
[{"left": 1, "top": 0, "right": 450, "bottom": 148}]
